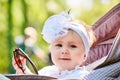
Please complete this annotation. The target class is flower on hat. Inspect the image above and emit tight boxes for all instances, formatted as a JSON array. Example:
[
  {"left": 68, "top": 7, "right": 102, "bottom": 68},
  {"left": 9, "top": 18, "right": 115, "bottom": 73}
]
[{"left": 42, "top": 12, "right": 72, "bottom": 43}]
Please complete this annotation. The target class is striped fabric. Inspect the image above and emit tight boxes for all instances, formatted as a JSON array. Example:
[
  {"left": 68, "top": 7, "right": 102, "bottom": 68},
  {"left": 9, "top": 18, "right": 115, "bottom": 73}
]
[{"left": 85, "top": 61, "right": 120, "bottom": 80}]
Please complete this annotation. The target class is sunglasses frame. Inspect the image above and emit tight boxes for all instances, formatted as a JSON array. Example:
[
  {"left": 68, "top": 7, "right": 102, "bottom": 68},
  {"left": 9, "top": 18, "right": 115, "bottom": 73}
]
[{"left": 13, "top": 48, "right": 38, "bottom": 75}]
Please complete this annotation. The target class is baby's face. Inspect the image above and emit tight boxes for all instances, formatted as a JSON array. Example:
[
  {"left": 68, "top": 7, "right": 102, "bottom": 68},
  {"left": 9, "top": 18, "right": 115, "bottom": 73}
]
[{"left": 50, "top": 30, "right": 85, "bottom": 72}]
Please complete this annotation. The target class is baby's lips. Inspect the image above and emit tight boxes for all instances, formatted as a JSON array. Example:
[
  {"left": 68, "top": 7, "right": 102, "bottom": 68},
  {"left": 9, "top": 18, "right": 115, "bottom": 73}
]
[{"left": 59, "top": 58, "right": 71, "bottom": 60}]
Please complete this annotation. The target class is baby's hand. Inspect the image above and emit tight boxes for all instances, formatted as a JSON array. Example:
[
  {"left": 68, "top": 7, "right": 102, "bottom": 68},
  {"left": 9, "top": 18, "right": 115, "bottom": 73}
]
[{"left": 12, "top": 57, "right": 26, "bottom": 74}]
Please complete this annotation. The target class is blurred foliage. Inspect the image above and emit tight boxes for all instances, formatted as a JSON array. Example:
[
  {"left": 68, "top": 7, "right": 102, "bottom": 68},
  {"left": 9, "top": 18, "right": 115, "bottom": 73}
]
[{"left": 0, "top": 0, "right": 119, "bottom": 74}]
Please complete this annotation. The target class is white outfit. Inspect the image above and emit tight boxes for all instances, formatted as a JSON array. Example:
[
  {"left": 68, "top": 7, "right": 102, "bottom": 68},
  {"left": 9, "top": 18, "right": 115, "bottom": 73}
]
[{"left": 38, "top": 65, "right": 89, "bottom": 79}]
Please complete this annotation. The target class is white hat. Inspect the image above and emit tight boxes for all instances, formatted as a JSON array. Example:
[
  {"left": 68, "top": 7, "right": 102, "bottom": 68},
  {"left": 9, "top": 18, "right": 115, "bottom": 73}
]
[{"left": 42, "top": 12, "right": 90, "bottom": 56}]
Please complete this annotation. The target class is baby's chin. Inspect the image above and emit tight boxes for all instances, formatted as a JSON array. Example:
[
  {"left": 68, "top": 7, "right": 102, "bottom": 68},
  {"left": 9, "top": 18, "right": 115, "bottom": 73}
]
[{"left": 58, "top": 65, "right": 77, "bottom": 72}]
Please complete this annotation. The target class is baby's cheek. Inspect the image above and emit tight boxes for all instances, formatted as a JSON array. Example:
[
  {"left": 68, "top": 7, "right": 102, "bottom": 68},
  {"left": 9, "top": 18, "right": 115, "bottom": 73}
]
[
  {"left": 73, "top": 54, "right": 84, "bottom": 62},
  {"left": 51, "top": 53, "right": 57, "bottom": 60}
]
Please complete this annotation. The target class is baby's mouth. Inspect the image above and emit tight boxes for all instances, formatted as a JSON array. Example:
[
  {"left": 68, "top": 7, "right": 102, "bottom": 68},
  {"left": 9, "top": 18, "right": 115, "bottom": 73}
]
[{"left": 59, "top": 58, "right": 71, "bottom": 60}]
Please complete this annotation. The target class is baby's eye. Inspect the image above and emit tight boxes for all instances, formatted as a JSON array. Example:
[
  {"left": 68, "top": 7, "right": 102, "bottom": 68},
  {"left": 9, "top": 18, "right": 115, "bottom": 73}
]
[
  {"left": 55, "top": 44, "right": 62, "bottom": 47},
  {"left": 70, "top": 45, "right": 77, "bottom": 48}
]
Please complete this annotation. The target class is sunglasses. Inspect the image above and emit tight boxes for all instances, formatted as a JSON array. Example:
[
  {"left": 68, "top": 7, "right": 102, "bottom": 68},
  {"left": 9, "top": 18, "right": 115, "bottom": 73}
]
[{"left": 13, "top": 48, "right": 38, "bottom": 75}]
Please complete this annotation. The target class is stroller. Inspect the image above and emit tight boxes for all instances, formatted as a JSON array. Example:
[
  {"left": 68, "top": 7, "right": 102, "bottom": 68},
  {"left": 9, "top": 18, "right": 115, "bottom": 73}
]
[
  {"left": 4, "top": 3, "right": 120, "bottom": 80},
  {"left": 85, "top": 3, "right": 120, "bottom": 80}
]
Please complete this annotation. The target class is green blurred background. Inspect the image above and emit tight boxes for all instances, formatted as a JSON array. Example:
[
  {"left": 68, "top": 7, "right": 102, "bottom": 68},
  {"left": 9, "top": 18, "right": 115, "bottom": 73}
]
[{"left": 0, "top": 0, "right": 119, "bottom": 74}]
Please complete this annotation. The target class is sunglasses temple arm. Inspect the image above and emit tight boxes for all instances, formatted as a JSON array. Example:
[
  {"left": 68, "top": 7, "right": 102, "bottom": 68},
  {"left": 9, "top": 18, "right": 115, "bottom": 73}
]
[{"left": 25, "top": 57, "right": 38, "bottom": 75}]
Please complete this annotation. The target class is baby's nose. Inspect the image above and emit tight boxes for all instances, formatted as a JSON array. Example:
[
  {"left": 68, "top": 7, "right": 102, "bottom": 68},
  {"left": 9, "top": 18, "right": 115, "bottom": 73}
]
[{"left": 61, "top": 48, "right": 69, "bottom": 54}]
